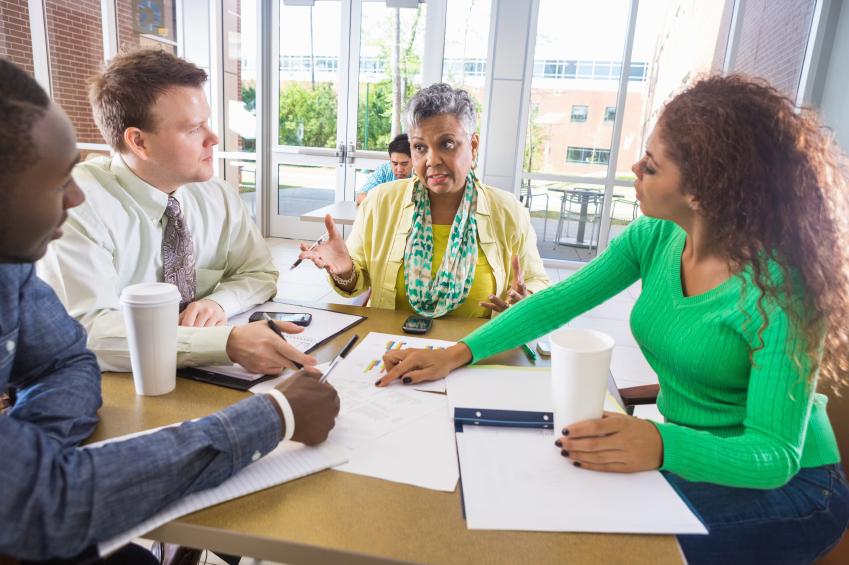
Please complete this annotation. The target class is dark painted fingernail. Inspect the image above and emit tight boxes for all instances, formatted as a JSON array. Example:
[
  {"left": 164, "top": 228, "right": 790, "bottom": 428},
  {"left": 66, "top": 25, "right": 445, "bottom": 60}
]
[
  {"left": 560, "top": 450, "right": 569, "bottom": 457},
  {"left": 554, "top": 439, "right": 562, "bottom": 447},
  {"left": 402, "top": 377, "right": 412, "bottom": 384},
  {"left": 374, "top": 379, "right": 382, "bottom": 386},
  {"left": 573, "top": 461, "right": 581, "bottom": 468},
  {"left": 561, "top": 428, "right": 570, "bottom": 436}
]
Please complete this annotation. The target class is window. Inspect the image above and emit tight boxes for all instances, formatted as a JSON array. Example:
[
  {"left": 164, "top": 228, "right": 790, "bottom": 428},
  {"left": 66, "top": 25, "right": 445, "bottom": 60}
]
[
  {"left": 604, "top": 107, "right": 616, "bottom": 122},
  {"left": 570, "top": 105, "right": 588, "bottom": 122},
  {"left": 442, "top": 0, "right": 492, "bottom": 122},
  {"left": 117, "top": 0, "right": 178, "bottom": 54},
  {"left": 0, "top": 0, "right": 34, "bottom": 74},
  {"left": 532, "top": 58, "right": 643, "bottom": 81},
  {"left": 566, "top": 146, "right": 610, "bottom": 165},
  {"left": 45, "top": 0, "right": 104, "bottom": 144}
]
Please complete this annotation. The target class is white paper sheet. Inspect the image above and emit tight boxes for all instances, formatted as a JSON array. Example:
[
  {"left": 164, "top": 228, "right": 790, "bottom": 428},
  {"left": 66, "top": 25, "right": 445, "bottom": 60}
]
[
  {"left": 196, "top": 302, "right": 364, "bottom": 383},
  {"left": 456, "top": 426, "right": 705, "bottom": 534},
  {"left": 447, "top": 366, "right": 707, "bottom": 534},
  {"left": 331, "top": 331, "right": 456, "bottom": 392},
  {"left": 248, "top": 361, "right": 460, "bottom": 492},
  {"left": 333, "top": 394, "right": 458, "bottom": 492},
  {"left": 93, "top": 432, "right": 347, "bottom": 556}
]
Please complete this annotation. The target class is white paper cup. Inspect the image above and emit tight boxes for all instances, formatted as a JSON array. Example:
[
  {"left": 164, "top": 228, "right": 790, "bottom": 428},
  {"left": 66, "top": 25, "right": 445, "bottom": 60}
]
[
  {"left": 120, "top": 283, "right": 181, "bottom": 396},
  {"left": 550, "top": 328, "right": 615, "bottom": 433}
]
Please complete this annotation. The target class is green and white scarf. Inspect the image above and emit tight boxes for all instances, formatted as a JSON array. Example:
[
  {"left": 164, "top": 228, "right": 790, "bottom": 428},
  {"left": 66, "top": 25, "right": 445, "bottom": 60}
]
[{"left": 404, "top": 171, "right": 479, "bottom": 318}]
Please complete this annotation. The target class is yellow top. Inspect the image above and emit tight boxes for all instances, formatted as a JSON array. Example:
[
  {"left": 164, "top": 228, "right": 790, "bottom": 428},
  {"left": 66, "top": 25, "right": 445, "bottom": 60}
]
[
  {"left": 330, "top": 177, "right": 550, "bottom": 317},
  {"left": 395, "top": 224, "right": 495, "bottom": 318}
]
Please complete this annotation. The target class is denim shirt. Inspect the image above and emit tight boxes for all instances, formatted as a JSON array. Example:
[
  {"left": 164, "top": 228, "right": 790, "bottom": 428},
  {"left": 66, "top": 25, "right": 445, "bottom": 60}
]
[
  {"left": 359, "top": 161, "right": 397, "bottom": 193},
  {"left": 0, "top": 263, "right": 283, "bottom": 561}
]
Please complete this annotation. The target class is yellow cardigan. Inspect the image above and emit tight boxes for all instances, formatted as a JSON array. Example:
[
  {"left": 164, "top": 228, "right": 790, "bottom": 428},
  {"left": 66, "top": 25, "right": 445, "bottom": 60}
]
[{"left": 332, "top": 178, "right": 551, "bottom": 316}]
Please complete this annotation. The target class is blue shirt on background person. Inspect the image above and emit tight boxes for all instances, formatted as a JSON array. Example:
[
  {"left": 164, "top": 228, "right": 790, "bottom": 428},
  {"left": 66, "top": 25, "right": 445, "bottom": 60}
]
[
  {"left": 356, "top": 133, "right": 413, "bottom": 204},
  {"left": 359, "top": 161, "right": 399, "bottom": 193}
]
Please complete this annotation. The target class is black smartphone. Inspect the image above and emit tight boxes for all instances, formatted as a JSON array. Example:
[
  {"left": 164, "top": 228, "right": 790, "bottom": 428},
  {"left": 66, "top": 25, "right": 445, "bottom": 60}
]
[
  {"left": 249, "top": 311, "right": 313, "bottom": 326},
  {"left": 402, "top": 315, "right": 432, "bottom": 334}
]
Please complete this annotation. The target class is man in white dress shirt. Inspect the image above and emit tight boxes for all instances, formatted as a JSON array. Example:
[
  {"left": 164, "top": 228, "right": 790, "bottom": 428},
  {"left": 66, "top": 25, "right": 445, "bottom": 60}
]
[{"left": 40, "top": 49, "right": 316, "bottom": 375}]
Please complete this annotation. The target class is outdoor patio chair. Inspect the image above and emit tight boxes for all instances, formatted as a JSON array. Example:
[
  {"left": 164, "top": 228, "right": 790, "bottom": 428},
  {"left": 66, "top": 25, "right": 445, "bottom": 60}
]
[
  {"left": 553, "top": 190, "right": 603, "bottom": 251},
  {"left": 612, "top": 197, "right": 640, "bottom": 221},
  {"left": 519, "top": 182, "right": 551, "bottom": 241}
]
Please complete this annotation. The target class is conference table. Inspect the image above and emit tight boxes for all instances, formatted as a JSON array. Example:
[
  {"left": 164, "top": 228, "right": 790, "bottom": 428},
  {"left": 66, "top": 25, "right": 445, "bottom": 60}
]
[
  {"left": 299, "top": 201, "right": 359, "bottom": 226},
  {"left": 92, "top": 302, "right": 683, "bottom": 565}
]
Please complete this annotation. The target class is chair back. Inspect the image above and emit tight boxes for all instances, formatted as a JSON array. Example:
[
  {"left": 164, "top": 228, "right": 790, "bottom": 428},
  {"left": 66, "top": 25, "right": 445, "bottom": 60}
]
[{"left": 819, "top": 382, "right": 849, "bottom": 563}]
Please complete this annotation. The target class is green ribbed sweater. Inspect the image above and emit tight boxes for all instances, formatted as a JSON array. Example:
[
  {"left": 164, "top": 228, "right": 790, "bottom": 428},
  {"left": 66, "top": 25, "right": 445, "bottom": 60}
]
[{"left": 462, "top": 217, "right": 840, "bottom": 489}]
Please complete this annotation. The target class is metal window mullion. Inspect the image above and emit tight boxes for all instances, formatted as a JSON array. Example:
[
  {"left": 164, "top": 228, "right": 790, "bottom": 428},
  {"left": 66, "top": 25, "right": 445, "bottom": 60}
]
[
  {"left": 421, "top": 0, "right": 447, "bottom": 87},
  {"left": 511, "top": 0, "right": 542, "bottom": 198},
  {"left": 594, "top": 0, "right": 638, "bottom": 254},
  {"left": 28, "top": 0, "right": 51, "bottom": 96},
  {"left": 209, "top": 0, "right": 225, "bottom": 180},
  {"left": 255, "top": 0, "right": 270, "bottom": 235},
  {"left": 796, "top": 0, "right": 839, "bottom": 108},
  {"left": 101, "top": 0, "right": 118, "bottom": 61},
  {"left": 341, "top": 0, "right": 359, "bottom": 202},
  {"left": 175, "top": 0, "right": 186, "bottom": 57},
  {"left": 723, "top": 0, "right": 745, "bottom": 74}
]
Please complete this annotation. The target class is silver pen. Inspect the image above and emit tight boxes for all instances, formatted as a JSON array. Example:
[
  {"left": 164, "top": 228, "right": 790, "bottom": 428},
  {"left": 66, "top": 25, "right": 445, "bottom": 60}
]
[
  {"left": 319, "top": 335, "right": 359, "bottom": 384},
  {"left": 290, "top": 233, "right": 327, "bottom": 270}
]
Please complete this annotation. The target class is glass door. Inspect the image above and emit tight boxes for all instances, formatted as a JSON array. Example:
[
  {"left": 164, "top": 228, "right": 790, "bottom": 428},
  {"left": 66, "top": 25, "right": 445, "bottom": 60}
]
[
  {"left": 270, "top": 0, "right": 350, "bottom": 239},
  {"left": 270, "top": 0, "right": 429, "bottom": 239},
  {"left": 345, "top": 0, "right": 428, "bottom": 199}
]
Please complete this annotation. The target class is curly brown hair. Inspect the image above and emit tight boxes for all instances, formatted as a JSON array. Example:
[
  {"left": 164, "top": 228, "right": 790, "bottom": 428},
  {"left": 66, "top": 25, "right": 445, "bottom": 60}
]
[{"left": 657, "top": 74, "right": 849, "bottom": 393}]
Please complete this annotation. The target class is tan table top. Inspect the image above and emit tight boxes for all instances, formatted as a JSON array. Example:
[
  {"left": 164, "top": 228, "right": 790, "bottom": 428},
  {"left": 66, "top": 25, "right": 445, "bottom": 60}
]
[
  {"left": 92, "top": 302, "right": 683, "bottom": 565},
  {"left": 299, "top": 201, "right": 358, "bottom": 226}
]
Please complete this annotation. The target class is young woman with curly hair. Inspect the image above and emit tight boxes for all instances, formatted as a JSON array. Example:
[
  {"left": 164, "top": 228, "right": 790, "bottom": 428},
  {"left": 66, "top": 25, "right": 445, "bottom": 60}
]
[{"left": 376, "top": 75, "right": 849, "bottom": 564}]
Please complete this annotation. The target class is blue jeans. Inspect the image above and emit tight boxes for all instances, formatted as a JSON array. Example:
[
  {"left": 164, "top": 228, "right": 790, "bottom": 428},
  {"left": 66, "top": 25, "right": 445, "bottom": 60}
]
[{"left": 665, "top": 464, "right": 849, "bottom": 565}]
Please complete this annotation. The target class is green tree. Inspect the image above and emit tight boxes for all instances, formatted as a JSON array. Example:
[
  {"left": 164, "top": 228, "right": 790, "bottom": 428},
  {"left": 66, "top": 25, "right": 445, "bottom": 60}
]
[
  {"left": 240, "top": 84, "right": 257, "bottom": 152},
  {"left": 242, "top": 84, "right": 256, "bottom": 113},
  {"left": 278, "top": 83, "right": 338, "bottom": 147},
  {"left": 523, "top": 102, "right": 547, "bottom": 171}
]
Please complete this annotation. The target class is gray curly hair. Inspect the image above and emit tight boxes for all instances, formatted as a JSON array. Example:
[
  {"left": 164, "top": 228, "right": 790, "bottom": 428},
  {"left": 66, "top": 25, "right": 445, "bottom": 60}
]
[{"left": 403, "top": 83, "right": 477, "bottom": 136}]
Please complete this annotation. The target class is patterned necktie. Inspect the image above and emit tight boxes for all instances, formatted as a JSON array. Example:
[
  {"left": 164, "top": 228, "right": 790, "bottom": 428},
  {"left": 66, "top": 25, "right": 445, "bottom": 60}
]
[{"left": 162, "top": 196, "right": 196, "bottom": 309}]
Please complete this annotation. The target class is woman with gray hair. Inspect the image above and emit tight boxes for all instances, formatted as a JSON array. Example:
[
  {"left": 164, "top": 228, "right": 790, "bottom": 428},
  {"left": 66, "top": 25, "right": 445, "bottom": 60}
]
[{"left": 299, "top": 83, "right": 549, "bottom": 319}]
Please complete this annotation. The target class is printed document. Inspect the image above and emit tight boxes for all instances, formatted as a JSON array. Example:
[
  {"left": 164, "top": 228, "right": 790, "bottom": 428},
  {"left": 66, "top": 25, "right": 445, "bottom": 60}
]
[{"left": 448, "top": 366, "right": 707, "bottom": 534}]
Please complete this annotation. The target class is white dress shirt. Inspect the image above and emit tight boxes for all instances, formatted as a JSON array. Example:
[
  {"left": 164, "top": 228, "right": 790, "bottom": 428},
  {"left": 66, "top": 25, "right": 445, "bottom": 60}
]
[{"left": 39, "top": 155, "right": 278, "bottom": 372}]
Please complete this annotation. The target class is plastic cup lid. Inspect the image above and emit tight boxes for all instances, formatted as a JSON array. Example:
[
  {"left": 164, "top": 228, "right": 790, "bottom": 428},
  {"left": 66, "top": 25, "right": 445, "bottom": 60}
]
[{"left": 120, "top": 282, "right": 181, "bottom": 306}]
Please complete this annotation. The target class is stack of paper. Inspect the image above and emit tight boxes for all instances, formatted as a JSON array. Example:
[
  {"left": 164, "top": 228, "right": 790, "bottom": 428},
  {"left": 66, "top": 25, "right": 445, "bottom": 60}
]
[
  {"left": 92, "top": 431, "right": 347, "bottom": 556},
  {"left": 251, "top": 332, "right": 461, "bottom": 492},
  {"left": 336, "top": 331, "right": 456, "bottom": 392},
  {"left": 447, "top": 366, "right": 707, "bottom": 534},
  {"left": 322, "top": 333, "right": 461, "bottom": 491}
]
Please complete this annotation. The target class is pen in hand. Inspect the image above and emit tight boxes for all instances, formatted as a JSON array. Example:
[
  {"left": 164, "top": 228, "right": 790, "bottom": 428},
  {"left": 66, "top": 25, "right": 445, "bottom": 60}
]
[
  {"left": 263, "top": 313, "right": 304, "bottom": 370},
  {"left": 290, "top": 234, "right": 327, "bottom": 270},
  {"left": 319, "top": 334, "right": 359, "bottom": 384}
]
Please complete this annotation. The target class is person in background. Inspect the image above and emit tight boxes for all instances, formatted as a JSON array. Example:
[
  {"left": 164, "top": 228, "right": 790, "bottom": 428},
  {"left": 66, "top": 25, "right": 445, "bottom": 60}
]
[
  {"left": 377, "top": 75, "right": 849, "bottom": 564},
  {"left": 299, "top": 84, "right": 549, "bottom": 318},
  {"left": 355, "top": 133, "right": 413, "bottom": 204},
  {"left": 38, "top": 49, "right": 315, "bottom": 376},
  {"left": 0, "top": 57, "right": 339, "bottom": 565}
]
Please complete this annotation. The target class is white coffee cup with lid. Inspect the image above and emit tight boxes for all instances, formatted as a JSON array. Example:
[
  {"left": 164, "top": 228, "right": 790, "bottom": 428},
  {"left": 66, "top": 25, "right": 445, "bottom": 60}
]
[
  {"left": 120, "top": 282, "right": 181, "bottom": 396},
  {"left": 550, "top": 328, "right": 615, "bottom": 433}
]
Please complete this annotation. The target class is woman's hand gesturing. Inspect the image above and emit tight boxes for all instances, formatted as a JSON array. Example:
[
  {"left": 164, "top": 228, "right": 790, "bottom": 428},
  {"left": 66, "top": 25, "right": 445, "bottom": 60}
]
[{"left": 298, "top": 214, "right": 355, "bottom": 285}]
